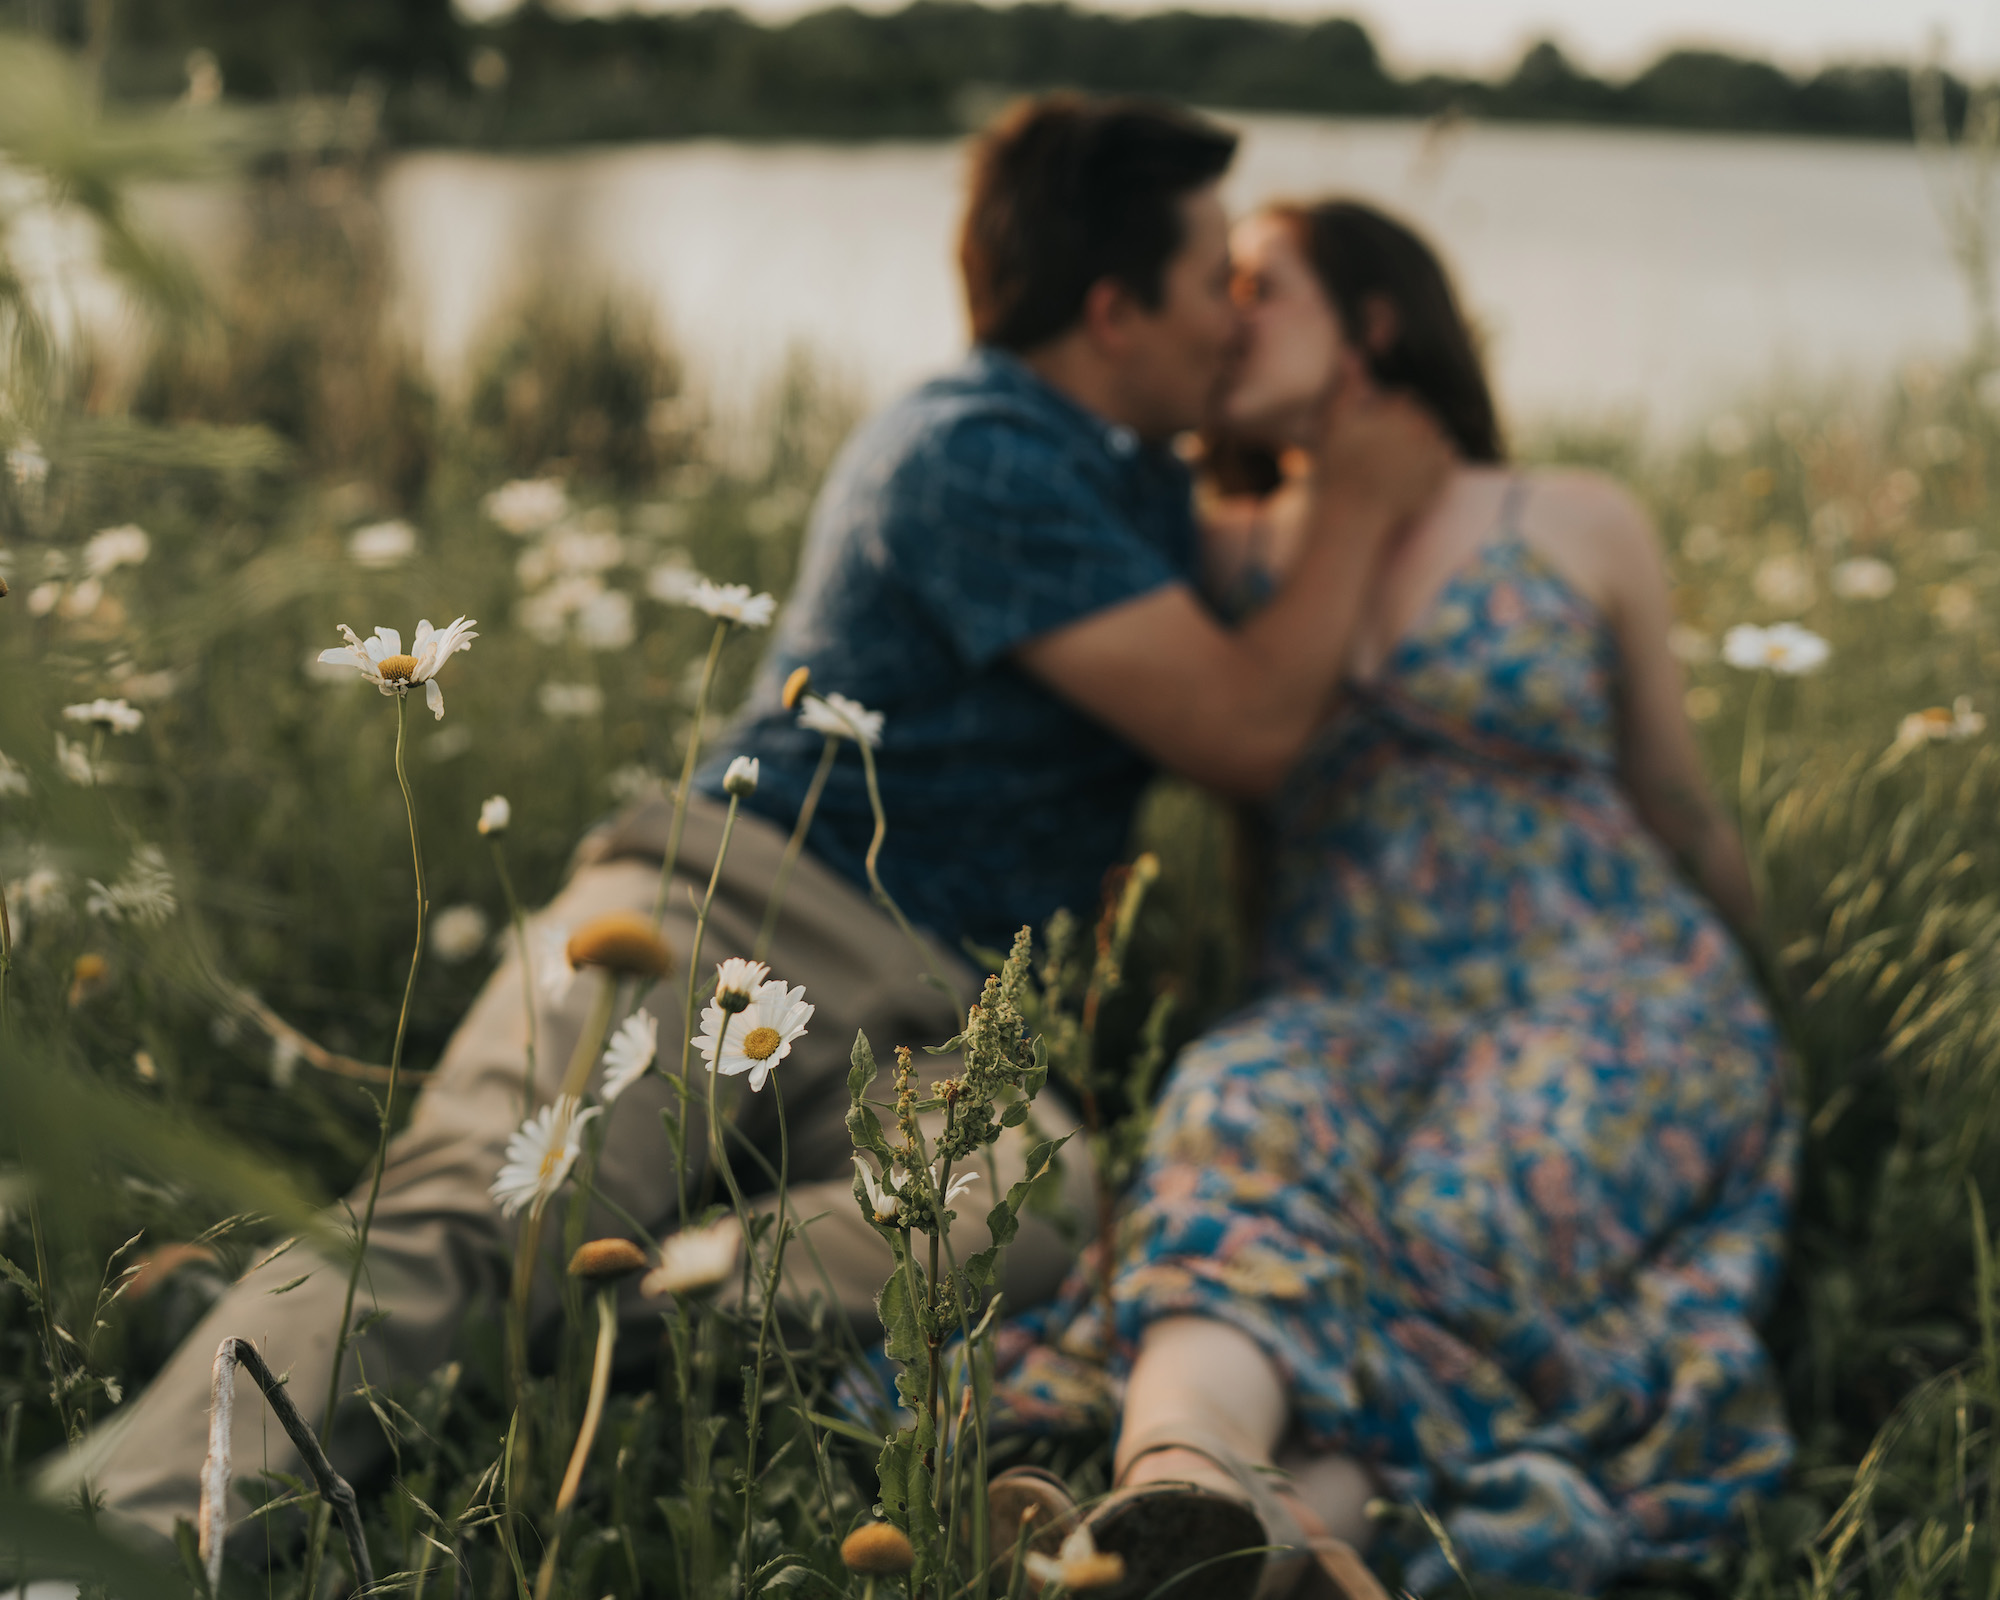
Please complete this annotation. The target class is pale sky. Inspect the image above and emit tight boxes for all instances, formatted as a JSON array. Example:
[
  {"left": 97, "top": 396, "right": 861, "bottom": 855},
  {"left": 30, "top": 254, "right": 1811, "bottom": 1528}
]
[{"left": 488, "top": 0, "right": 2000, "bottom": 76}]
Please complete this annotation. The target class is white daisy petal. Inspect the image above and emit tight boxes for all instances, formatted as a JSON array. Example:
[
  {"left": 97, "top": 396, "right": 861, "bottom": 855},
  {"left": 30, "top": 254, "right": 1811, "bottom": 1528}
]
[
  {"left": 601, "top": 1010, "right": 660, "bottom": 1103},
  {"left": 490, "top": 1096, "right": 600, "bottom": 1218},
  {"left": 694, "top": 976, "right": 812, "bottom": 1090}
]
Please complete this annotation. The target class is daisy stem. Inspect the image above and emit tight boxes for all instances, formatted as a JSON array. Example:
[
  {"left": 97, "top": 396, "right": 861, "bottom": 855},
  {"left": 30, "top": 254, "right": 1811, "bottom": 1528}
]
[
  {"left": 306, "top": 690, "right": 427, "bottom": 1594},
  {"left": 751, "top": 734, "right": 839, "bottom": 963},
  {"left": 676, "top": 792, "right": 742, "bottom": 1223},
  {"left": 533, "top": 1287, "right": 619, "bottom": 1600},
  {"left": 1738, "top": 670, "right": 1774, "bottom": 912},
  {"left": 0, "top": 873, "right": 14, "bottom": 1033},
  {"left": 698, "top": 1010, "right": 758, "bottom": 1599},
  {"left": 509, "top": 976, "right": 616, "bottom": 1399},
  {"left": 651, "top": 618, "right": 730, "bottom": 926},
  {"left": 489, "top": 837, "right": 539, "bottom": 1120},
  {"left": 855, "top": 733, "right": 963, "bottom": 1011}
]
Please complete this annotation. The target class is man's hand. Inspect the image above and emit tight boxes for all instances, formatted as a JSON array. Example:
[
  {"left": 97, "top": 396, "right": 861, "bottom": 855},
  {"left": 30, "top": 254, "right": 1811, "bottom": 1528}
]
[{"left": 1309, "top": 357, "right": 1455, "bottom": 546}]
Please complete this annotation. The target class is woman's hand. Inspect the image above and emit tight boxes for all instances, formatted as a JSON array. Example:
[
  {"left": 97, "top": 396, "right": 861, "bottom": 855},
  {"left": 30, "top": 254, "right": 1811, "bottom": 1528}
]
[{"left": 1307, "top": 354, "right": 1454, "bottom": 553}]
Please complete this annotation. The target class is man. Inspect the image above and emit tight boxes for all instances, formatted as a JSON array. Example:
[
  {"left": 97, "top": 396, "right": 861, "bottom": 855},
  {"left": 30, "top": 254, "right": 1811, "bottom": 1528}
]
[{"left": 75, "top": 93, "right": 1445, "bottom": 1552}]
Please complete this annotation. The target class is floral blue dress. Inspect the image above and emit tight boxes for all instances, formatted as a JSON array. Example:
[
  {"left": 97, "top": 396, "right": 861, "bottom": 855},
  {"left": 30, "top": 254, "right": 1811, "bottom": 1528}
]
[{"left": 997, "top": 501, "right": 1799, "bottom": 1592}]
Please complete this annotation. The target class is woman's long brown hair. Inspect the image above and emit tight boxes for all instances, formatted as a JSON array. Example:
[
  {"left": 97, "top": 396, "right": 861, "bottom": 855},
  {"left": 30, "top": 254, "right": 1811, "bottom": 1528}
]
[{"left": 1205, "top": 198, "right": 1505, "bottom": 494}]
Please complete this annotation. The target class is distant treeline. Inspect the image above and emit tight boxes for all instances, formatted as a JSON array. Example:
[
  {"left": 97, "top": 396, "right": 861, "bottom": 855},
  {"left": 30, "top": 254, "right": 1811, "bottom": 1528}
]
[{"left": 19, "top": 0, "right": 1974, "bottom": 145}]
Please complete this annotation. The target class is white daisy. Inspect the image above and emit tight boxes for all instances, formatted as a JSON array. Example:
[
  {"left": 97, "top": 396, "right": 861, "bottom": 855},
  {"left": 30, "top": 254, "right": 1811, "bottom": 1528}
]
[
  {"left": 1721, "top": 622, "right": 1830, "bottom": 677},
  {"left": 683, "top": 579, "right": 777, "bottom": 628},
  {"left": 63, "top": 699, "right": 144, "bottom": 734},
  {"left": 713, "top": 957, "right": 770, "bottom": 1010},
  {"left": 490, "top": 1095, "right": 600, "bottom": 1218},
  {"left": 600, "top": 1009, "right": 659, "bottom": 1102},
  {"left": 797, "top": 691, "right": 884, "bottom": 747},
  {"left": 55, "top": 734, "right": 100, "bottom": 786},
  {"left": 0, "top": 749, "right": 30, "bottom": 799},
  {"left": 639, "top": 1216, "right": 741, "bottom": 1298},
  {"left": 853, "top": 1155, "right": 907, "bottom": 1225},
  {"left": 536, "top": 924, "right": 577, "bottom": 1004},
  {"left": 478, "top": 795, "right": 511, "bottom": 835},
  {"left": 694, "top": 976, "right": 812, "bottom": 1092},
  {"left": 84, "top": 524, "right": 150, "bottom": 576},
  {"left": 1831, "top": 557, "right": 1896, "bottom": 601},
  {"left": 429, "top": 904, "right": 491, "bottom": 963},
  {"left": 936, "top": 1163, "right": 980, "bottom": 1211},
  {"left": 347, "top": 519, "right": 417, "bottom": 569},
  {"left": 483, "top": 478, "right": 568, "bottom": 537},
  {"left": 316, "top": 616, "right": 479, "bottom": 720},
  {"left": 1894, "top": 696, "right": 1987, "bottom": 752},
  {"left": 722, "top": 755, "right": 759, "bottom": 797}
]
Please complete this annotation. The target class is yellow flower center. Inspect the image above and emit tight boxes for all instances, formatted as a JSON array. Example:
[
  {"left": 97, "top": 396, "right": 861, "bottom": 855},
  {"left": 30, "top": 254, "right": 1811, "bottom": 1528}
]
[
  {"left": 741, "top": 1025, "right": 783, "bottom": 1060},
  {"left": 539, "top": 1145, "right": 563, "bottom": 1180},
  {"left": 378, "top": 653, "right": 419, "bottom": 682}
]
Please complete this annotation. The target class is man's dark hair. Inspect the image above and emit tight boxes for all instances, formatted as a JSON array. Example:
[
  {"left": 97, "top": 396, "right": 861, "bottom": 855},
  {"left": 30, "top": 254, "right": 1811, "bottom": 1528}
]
[{"left": 959, "top": 94, "right": 1238, "bottom": 353}]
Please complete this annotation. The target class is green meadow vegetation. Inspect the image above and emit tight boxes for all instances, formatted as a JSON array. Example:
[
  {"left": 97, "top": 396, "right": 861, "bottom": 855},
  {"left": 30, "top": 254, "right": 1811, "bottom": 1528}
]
[{"left": 9, "top": 28, "right": 2000, "bottom": 1600}]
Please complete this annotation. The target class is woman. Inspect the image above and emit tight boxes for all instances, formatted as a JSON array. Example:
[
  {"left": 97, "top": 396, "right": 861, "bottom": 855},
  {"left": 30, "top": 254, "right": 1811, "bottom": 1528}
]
[{"left": 995, "top": 202, "right": 1797, "bottom": 1596}]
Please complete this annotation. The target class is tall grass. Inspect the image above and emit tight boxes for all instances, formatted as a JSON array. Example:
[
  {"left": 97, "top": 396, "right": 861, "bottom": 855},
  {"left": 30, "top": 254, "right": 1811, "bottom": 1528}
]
[{"left": 8, "top": 46, "right": 2000, "bottom": 1600}]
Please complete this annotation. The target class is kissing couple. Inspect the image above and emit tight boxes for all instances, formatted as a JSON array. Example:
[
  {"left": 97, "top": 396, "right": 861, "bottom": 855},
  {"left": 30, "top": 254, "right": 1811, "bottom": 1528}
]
[{"left": 88, "top": 92, "right": 1796, "bottom": 1598}]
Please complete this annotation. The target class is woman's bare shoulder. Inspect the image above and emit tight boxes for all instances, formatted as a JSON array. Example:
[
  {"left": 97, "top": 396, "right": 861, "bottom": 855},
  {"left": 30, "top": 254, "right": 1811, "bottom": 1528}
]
[{"left": 1515, "top": 467, "right": 1660, "bottom": 616}]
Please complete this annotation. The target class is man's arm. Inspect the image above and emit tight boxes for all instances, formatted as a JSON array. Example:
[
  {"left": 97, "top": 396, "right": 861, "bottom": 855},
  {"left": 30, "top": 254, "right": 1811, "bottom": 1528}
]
[{"left": 1016, "top": 393, "right": 1450, "bottom": 799}]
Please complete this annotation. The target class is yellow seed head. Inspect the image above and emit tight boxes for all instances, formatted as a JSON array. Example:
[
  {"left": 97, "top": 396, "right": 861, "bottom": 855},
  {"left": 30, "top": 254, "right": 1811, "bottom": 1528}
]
[
  {"left": 568, "top": 1238, "right": 648, "bottom": 1280},
  {"left": 740, "top": 1025, "right": 782, "bottom": 1060},
  {"left": 781, "top": 665, "right": 811, "bottom": 710},
  {"left": 377, "top": 653, "right": 420, "bottom": 682},
  {"left": 1062, "top": 1552, "right": 1128, "bottom": 1589},
  {"left": 840, "top": 1523, "right": 915, "bottom": 1575},
  {"left": 566, "top": 911, "right": 675, "bottom": 978}
]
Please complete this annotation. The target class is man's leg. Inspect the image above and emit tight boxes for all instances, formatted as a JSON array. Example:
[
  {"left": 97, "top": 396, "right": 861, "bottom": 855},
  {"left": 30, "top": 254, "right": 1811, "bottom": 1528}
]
[{"left": 70, "top": 793, "right": 1089, "bottom": 1547}]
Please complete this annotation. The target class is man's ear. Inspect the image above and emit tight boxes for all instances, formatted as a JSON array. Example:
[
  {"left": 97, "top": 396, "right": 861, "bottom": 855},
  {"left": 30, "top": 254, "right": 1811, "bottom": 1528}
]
[{"left": 1080, "top": 276, "right": 1138, "bottom": 356}]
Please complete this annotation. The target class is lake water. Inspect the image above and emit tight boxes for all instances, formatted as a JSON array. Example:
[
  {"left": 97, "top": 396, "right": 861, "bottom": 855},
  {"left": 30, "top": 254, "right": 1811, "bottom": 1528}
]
[{"left": 162, "top": 116, "right": 1995, "bottom": 439}]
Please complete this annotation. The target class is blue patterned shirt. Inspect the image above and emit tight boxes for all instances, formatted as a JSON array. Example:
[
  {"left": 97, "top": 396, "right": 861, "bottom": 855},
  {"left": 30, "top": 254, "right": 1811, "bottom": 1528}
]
[{"left": 697, "top": 347, "right": 1201, "bottom": 957}]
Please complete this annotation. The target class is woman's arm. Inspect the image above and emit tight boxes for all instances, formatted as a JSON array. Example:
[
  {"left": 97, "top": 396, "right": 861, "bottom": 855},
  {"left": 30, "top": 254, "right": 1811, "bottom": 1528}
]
[{"left": 1584, "top": 478, "right": 1761, "bottom": 939}]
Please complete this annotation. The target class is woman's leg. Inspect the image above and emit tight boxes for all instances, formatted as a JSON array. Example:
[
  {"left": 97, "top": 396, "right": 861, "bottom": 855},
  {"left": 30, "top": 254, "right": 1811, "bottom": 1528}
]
[{"left": 1118, "top": 1317, "right": 1375, "bottom": 1547}]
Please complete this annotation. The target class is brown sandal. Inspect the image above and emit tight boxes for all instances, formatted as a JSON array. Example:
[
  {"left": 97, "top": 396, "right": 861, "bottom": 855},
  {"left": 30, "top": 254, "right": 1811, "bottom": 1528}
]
[{"left": 1115, "top": 1426, "right": 1391, "bottom": 1600}]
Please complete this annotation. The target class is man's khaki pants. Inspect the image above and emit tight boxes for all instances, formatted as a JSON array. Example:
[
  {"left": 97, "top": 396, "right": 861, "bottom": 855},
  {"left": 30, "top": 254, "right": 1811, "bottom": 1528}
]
[{"left": 65, "top": 794, "right": 1091, "bottom": 1547}]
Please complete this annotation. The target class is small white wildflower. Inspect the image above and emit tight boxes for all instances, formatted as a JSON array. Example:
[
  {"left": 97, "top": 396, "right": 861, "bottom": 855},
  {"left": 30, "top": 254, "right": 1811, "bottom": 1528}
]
[
  {"left": 713, "top": 957, "right": 770, "bottom": 1011},
  {"left": 63, "top": 699, "right": 144, "bottom": 734},
  {"left": 854, "top": 1156, "right": 905, "bottom": 1224},
  {"left": 536, "top": 925, "right": 577, "bottom": 1004},
  {"left": 722, "top": 755, "right": 759, "bottom": 797},
  {"left": 599, "top": 1010, "right": 659, "bottom": 1103},
  {"left": 59, "top": 578, "right": 104, "bottom": 620},
  {"left": 685, "top": 579, "right": 777, "bottom": 628},
  {"left": 27, "top": 581, "right": 61, "bottom": 617},
  {"left": 1831, "top": 557, "right": 1896, "bottom": 601},
  {"left": 491, "top": 1095, "right": 600, "bottom": 1218},
  {"left": 694, "top": 976, "right": 812, "bottom": 1092},
  {"left": 84, "top": 844, "right": 177, "bottom": 926},
  {"left": 1894, "top": 696, "right": 1986, "bottom": 753},
  {"left": 55, "top": 734, "right": 100, "bottom": 786},
  {"left": 538, "top": 681, "right": 604, "bottom": 719},
  {"left": 84, "top": 524, "right": 151, "bottom": 576},
  {"left": 576, "top": 587, "right": 636, "bottom": 652},
  {"left": 0, "top": 749, "right": 29, "bottom": 799},
  {"left": 6, "top": 442, "right": 48, "bottom": 486},
  {"left": 1721, "top": 623, "right": 1831, "bottom": 676},
  {"left": 1751, "top": 551, "right": 1816, "bottom": 613},
  {"left": 646, "top": 561, "right": 701, "bottom": 604},
  {"left": 797, "top": 691, "right": 884, "bottom": 747},
  {"left": 348, "top": 519, "right": 417, "bottom": 568},
  {"left": 484, "top": 478, "right": 568, "bottom": 537},
  {"left": 12, "top": 866, "right": 67, "bottom": 917},
  {"left": 430, "top": 904, "right": 491, "bottom": 964},
  {"left": 478, "top": 795, "right": 511, "bottom": 835},
  {"left": 316, "top": 617, "right": 478, "bottom": 720},
  {"left": 639, "top": 1216, "right": 741, "bottom": 1298}
]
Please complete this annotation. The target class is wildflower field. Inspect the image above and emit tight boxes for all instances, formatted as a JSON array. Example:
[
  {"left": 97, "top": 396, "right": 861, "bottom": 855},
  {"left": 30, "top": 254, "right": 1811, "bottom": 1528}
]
[{"left": 10, "top": 39, "right": 2000, "bottom": 1600}]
